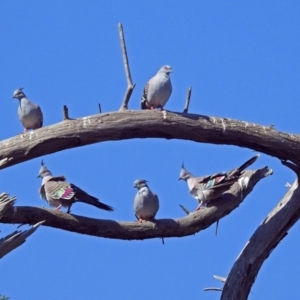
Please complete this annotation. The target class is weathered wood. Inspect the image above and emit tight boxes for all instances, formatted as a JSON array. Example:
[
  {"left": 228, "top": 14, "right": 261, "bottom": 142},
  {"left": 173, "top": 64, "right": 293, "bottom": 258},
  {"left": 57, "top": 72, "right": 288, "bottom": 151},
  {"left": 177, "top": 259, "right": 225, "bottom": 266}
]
[
  {"left": 0, "top": 110, "right": 299, "bottom": 170},
  {"left": 221, "top": 179, "right": 300, "bottom": 300},
  {"left": 0, "top": 193, "right": 44, "bottom": 259},
  {"left": 0, "top": 168, "right": 271, "bottom": 240}
]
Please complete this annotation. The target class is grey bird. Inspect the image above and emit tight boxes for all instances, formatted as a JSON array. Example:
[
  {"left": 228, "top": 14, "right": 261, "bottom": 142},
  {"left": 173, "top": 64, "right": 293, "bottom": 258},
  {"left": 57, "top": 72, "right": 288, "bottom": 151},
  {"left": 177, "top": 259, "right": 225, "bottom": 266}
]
[
  {"left": 133, "top": 179, "right": 159, "bottom": 222},
  {"left": 38, "top": 161, "right": 114, "bottom": 213},
  {"left": 141, "top": 65, "right": 173, "bottom": 110},
  {"left": 178, "top": 154, "right": 260, "bottom": 210},
  {"left": 12, "top": 88, "right": 43, "bottom": 132}
]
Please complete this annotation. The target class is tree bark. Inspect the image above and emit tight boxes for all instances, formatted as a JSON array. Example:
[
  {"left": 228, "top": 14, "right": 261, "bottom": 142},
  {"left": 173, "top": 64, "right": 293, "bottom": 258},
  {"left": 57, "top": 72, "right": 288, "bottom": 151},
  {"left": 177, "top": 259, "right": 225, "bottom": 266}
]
[
  {"left": 221, "top": 178, "right": 300, "bottom": 299},
  {"left": 1, "top": 109, "right": 299, "bottom": 298},
  {"left": 0, "top": 168, "right": 271, "bottom": 240},
  {"left": 0, "top": 111, "right": 299, "bottom": 170}
]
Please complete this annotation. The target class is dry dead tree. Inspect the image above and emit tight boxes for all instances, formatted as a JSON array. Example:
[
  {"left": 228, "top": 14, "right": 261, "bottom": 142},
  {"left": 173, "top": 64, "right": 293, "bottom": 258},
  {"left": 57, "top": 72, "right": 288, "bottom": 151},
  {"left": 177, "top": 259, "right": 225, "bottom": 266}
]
[
  {"left": 0, "top": 193, "right": 44, "bottom": 258},
  {"left": 0, "top": 23, "right": 299, "bottom": 300}
]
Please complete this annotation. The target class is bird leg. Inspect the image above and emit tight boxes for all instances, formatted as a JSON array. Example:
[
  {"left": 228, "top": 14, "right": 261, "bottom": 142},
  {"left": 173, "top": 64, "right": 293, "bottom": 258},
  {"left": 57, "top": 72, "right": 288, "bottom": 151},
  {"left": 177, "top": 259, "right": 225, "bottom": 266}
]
[
  {"left": 195, "top": 201, "right": 205, "bottom": 211},
  {"left": 54, "top": 204, "right": 62, "bottom": 211},
  {"left": 136, "top": 217, "right": 157, "bottom": 223}
]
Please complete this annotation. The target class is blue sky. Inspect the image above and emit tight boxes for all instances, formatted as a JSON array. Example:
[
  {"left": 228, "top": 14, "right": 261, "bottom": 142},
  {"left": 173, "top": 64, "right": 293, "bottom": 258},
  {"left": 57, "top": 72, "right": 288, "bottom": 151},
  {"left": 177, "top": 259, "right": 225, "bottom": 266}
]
[{"left": 1, "top": 1, "right": 300, "bottom": 299}]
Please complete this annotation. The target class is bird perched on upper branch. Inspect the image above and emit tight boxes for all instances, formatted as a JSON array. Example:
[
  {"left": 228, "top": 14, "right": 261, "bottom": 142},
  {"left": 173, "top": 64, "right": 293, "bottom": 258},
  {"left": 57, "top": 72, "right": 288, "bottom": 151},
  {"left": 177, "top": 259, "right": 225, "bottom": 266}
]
[
  {"left": 141, "top": 65, "right": 172, "bottom": 110},
  {"left": 12, "top": 88, "right": 43, "bottom": 132},
  {"left": 38, "top": 161, "right": 114, "bottom": 213},
  {"left": 133, "top": 179, "right": 159, "bottom": 222},
  {"left": 178, "top": 154, "right": 260, "bottom": 210}
]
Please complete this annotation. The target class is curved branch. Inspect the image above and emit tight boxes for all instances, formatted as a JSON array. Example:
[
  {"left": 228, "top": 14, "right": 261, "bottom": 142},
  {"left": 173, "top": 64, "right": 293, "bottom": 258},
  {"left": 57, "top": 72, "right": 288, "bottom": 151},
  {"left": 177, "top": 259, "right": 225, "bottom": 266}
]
[
  {"left": 221, "top": 179, "right": 300, "bottom": 300},
  {"left": 0, "top": 111, "right": 299, "bottom": 170},
  {"left": 0, "top": 168, "right": 271, "bottom": 239}
]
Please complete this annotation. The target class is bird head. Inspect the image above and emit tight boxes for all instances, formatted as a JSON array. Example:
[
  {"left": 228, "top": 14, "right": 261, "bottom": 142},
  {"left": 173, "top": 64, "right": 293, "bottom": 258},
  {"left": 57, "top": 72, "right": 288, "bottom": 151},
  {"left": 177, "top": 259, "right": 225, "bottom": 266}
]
[
  {"left": 37, "top": 160, "right": 52, "bottom": 178},
  {"left": 133, "top": 179, "right": 148, "bottom": 189},
  {"left": 12, "top": 88, "right": 25, "bottom": 100},
  {"left": 158, "top": 65, "right": 173, "bottom": 75},
  {"left": 178, "top": 163, "right": 191, "bottom": 181}
]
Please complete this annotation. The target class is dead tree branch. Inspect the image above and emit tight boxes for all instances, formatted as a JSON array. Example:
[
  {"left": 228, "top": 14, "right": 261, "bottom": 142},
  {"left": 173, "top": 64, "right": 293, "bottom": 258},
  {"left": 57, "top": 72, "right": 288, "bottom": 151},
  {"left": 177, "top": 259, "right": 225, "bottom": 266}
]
[
  {"left": 0, "top": 168, "right": 271, "bottom": 240},
  {"left": 0, "top": 193, "right": 44, "bottom": 258},
  {"left": 0, "top": 220, "right": 45, "bottom": 259},
  {"left": 221, "top": 179, "right": 300, "bottom": 300},
  {"left": 63, "top": 105, "right": 74, "bottom": 120},
  {"left": 0, "top": 111, "right": 299, "bottom": 170},
  {"left": 204, "top": 275, "right": 227, "bottom": 292},
  {"left": 183, "top": 86, "right": 192, "bottom": 113},
  {"left": 118, "top": 23, "right": 135, "bottom": 111}
]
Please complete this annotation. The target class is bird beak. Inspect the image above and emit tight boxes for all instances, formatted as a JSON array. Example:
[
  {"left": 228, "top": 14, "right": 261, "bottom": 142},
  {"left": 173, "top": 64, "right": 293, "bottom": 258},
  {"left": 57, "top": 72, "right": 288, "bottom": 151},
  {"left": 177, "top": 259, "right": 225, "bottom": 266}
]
[{"left": 178, "top": 177, "right": 182, "bottom": 181}]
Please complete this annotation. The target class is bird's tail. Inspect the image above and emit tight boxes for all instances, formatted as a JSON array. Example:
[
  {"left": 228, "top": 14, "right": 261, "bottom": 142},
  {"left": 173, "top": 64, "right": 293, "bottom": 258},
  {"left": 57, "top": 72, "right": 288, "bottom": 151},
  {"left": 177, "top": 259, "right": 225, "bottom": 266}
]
[
  {"left": 237, "top": 154, "right": 260, "bottom": 172},
  {"left": 75, "top": 187, "right": 114, "bottom": 211},
  {"left": 227, "top": 154, "right": 260, "bottom": 177}
]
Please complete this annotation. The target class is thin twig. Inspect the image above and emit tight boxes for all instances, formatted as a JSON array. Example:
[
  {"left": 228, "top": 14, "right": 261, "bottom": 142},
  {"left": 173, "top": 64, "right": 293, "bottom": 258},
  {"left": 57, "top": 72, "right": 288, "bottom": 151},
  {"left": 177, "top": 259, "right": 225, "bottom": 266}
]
[
  {"left": 213, "top": 275, "right": 227, "bottom": 283},
  {"left": 118, "top": 23, "right": 136, "bottom": 111},
  {"left": 215, "top": 220, "right": 219, "bottom": 236},
  {"left": 204, "top": 275, "right": 226, "bottom": 292},
  {"left": 179, "top": 204, "right": 190, "bottom": 215},
  {"left": 281, "top": 160, "right": 300, "bottom": 176},
  {"left": 183, "top": 86, "right": 192, "bottom": 113},
  {"left": 98, "top": 103, "right": 102, "bottom": 113},
  {"left": 204, "top": 288, "right": 223, "bottom": 292},
  {"left": 63, "top": 105, "right": 74, "bottom": 120}
]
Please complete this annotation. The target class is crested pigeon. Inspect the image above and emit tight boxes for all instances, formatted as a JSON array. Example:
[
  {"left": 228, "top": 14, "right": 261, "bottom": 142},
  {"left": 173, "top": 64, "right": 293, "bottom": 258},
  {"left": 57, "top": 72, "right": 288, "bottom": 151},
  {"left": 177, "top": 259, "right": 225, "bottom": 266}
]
[
  {"left": 12, "top": 88, "right": 43, "bottom": 132},
  {"left": 133, "top": 179, "right": 159, "bottom": 222},
  {"left": 38, "top": 161, "right": 114, "bottom": 213},
  {"left": 178, "top": 154, "right": 260, "bottom": 210},
  {"left": 141, "top": 65, "right": 172, "bottom": 110}
]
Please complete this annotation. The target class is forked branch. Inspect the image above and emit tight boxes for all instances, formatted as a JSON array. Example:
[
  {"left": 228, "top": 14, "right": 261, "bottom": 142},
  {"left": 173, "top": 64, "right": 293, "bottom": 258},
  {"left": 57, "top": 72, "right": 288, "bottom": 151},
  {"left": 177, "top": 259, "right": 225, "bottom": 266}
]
[{"left": 118, "top": 23, "right": 136, "bottom": 111}]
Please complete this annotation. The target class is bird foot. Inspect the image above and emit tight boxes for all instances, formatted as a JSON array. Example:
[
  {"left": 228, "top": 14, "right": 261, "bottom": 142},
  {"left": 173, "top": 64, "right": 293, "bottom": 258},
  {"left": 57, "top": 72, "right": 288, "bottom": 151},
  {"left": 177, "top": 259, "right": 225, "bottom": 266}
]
[{"left": 136, "top": 218, "right": 157, "bottom": 223}]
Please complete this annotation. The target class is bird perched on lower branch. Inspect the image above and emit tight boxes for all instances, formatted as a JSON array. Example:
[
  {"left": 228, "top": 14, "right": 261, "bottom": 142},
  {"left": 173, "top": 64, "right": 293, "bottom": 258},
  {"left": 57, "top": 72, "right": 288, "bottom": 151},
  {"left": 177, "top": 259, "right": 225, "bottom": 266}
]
[
  {"left": 141, "top": 65, "right": 173, "bottom": 110},
  {"left": 12, "top": 88, "right": 43, "bottom": 132},
  {"left": 133, "top": 179, "right": 159, "bottom": 222},
  {"left": 38, "top": 161, "right": 114, "bottom": 213},
  {"left": 178, "top": 154, "right": 260, "bottom": 210}
]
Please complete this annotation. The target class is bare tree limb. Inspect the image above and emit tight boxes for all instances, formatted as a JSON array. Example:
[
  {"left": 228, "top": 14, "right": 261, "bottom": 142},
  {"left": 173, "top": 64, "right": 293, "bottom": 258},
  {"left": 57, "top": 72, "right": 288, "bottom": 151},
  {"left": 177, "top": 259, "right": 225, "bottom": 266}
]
[
  {"left": 0, "top": 111, "right": 299, "bottom": 170},
  {"left": 0, "top": 193, "right": 16, "bottom": 218},
  {"left": 118, "top": 23, "right": 136, "bottom": 111},
  {"left": 63, "top": 105, "right": 74, "bottom": 120},
  {"left": 179, "top": 204, "right": 190, "bottom": 215},
  {"left": 183, "top": 86, "right": 192, "bottom": 113},
  {"left": 0, "top": 220, "right": 45, "bottom": 259},
  {"left": 221, "top": 178, "right": 300, "bottom": 300},
  {"left": 0, "top": 168, "right": 271, "bottom": 240},
  {"left": 0, "top": 193, "right": 44, "bottom": 258}
]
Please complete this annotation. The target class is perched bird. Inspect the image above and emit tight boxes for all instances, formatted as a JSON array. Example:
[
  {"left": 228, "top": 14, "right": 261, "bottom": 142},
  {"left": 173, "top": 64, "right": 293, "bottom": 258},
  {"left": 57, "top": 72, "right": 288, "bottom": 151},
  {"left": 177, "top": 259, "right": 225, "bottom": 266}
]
[
  {"left": 178, "top": 154, "right": 260, "bottom": 210},
  {"left": 133, "top": 179, "right": 159, "bottom": 222},
  {"left": 141, "top": 65, "right": 172, "bottom": 110},
  {"left": 38, "top": 161, "right": 114, "bottom": 213},
  {"left": 12, "top": 88, "right": 43, "bottom": 132}
]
